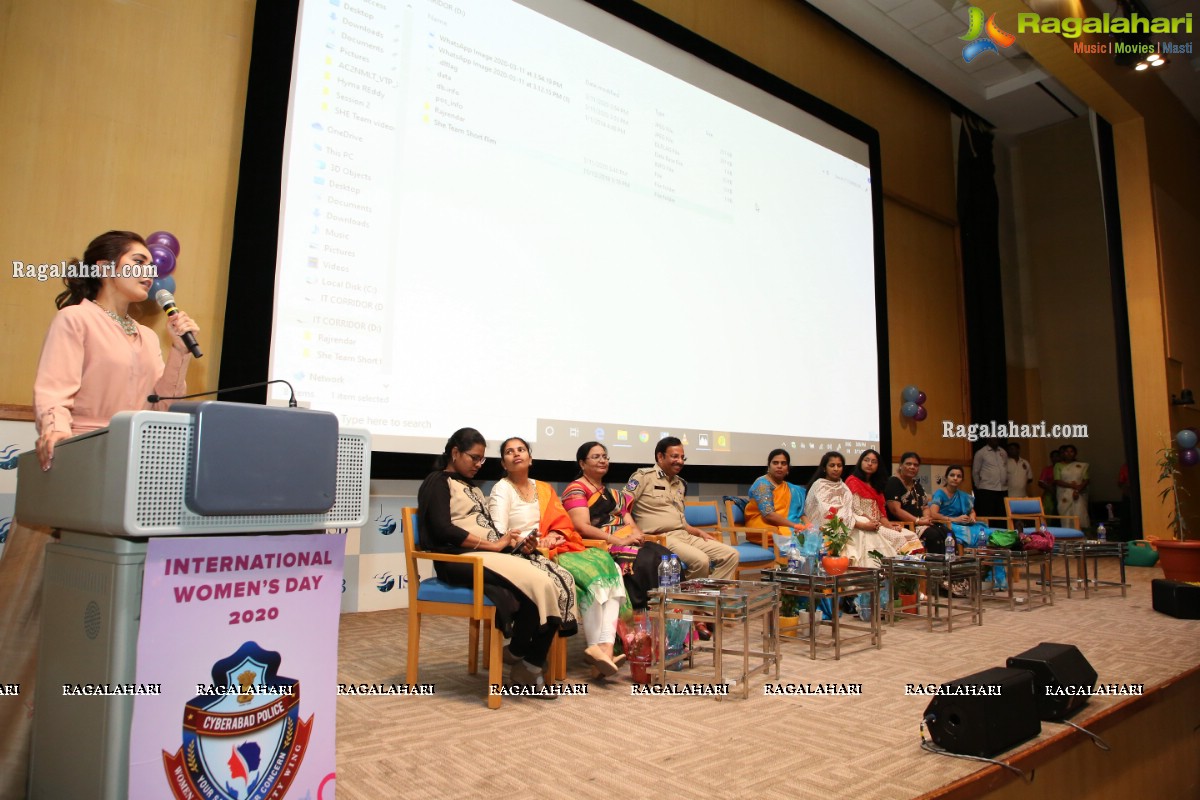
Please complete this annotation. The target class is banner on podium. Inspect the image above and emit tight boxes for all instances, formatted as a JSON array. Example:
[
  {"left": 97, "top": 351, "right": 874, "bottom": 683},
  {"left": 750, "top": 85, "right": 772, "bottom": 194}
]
[{"left": 129, "top": 533, "right": 345, "bottom": 800}]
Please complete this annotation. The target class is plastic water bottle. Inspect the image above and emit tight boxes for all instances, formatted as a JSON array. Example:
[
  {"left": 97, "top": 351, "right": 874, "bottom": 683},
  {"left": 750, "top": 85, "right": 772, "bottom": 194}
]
[
  {"left": 944, "top": 529, "right": 955, "bottom": 562},
  {"left": 658, "top": 555, "right": 672, "bottom": 592},
  {"left": 1096, "top": 523, "right": 1107, "bottom": 542},
  {"left": 668, "top": 554, "right": 682, "bottom": 590},
  {"left": 787, "top": 540, "right": 801, "bottom": 573}
]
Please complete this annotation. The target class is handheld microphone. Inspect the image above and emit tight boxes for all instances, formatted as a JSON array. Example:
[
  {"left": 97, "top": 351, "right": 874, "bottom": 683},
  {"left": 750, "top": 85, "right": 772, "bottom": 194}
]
[
  {"left": 155, "top": 289, "right": 203, "bottom": 359},
  {"left": 148, "top": 379, "right": 299, "bottom": 407}
]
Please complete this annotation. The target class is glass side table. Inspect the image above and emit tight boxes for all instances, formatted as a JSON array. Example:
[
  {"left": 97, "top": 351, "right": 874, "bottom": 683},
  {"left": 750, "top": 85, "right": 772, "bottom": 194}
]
[
  {"left": 965, "top": 547, "right": 1054, "bottom": 610},
  {"left": 1053, "top": 540, "right": 1128, "bottom": 599},
  {"left": 647, "top": 579, "right": 780, "bottom": 698},
  {"left": 884, "top": 556, "right": 983, "bottom": 632},
  {"left": 760, "top": 566, "right": 882, "bottom": 660}
]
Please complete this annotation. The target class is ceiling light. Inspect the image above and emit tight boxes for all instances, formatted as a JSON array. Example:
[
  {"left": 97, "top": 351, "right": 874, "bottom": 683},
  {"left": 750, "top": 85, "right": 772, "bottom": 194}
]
[{"left": 1134, "top": 62, "right": 1149, "bottom": 70}]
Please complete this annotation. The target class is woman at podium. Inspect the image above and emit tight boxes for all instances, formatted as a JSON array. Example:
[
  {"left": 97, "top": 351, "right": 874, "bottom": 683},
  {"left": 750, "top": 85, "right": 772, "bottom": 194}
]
[{"left": 0, "top": 230, "right": 199, "bottom": 798}]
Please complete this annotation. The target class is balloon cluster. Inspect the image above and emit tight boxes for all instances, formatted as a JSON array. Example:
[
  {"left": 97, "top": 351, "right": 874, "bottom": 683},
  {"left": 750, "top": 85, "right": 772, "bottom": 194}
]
[
  {"left": 145, "top": 230, "right": 181, "bottom": 300},
  {"left": 900, "top": 385, "right": 928, "bottom": 422},
  {"left": 1177, "top": 429, "right": 1199, "bottom": 468}
]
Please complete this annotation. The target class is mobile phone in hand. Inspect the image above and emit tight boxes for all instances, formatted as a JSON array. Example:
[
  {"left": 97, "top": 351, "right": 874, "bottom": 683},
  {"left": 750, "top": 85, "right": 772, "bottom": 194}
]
[{"left": 510, "top": 528, "right": 537, "bottom": 552}]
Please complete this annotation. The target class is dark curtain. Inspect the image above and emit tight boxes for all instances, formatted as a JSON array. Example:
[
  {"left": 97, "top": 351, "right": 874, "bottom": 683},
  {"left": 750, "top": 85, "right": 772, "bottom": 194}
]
[
  {"left": 956, "top": 116, "right": 1007, "bottom": 439},
  {"left": 1095, "top": 116, "right": 1140, "bottom": 538}
]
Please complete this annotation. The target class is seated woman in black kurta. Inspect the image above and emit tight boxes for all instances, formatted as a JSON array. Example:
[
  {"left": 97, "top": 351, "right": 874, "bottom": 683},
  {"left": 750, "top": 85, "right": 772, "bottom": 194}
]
[{"left": 417, "top": 428, "right": 576, "bottom": 691}]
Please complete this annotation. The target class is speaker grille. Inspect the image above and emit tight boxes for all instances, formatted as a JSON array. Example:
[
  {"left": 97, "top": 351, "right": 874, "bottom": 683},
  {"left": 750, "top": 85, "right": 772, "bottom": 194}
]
[
  {"left": 130, "top": 418, "right": 367, "bottom": 532},
  {"left": 83, "top": 600, "right": 101, "bottom": 640}
]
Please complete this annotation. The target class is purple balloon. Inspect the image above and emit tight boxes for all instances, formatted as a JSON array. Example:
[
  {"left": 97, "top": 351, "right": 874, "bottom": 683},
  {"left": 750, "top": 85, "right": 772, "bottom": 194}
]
[
  {"left": 1181, "top": 448, "right": 1200, "bottom": 467},
  {"left": 149, "top": 244, "right": 176, "bottom": 278},
  {"left": 145, "top": 230, "right": 180, "bottom": 257},
  {"left": 916, "top": 391, "right": 927, "bottom": 406},
  {"left": 914, "top": 406, "right": 928, "bottom": 422}
]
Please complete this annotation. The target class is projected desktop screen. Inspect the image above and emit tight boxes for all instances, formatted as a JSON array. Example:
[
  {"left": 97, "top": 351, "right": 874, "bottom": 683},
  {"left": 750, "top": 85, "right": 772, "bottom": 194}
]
[{"left": 269, "top": 0, "right": 883, "bottom": 466}]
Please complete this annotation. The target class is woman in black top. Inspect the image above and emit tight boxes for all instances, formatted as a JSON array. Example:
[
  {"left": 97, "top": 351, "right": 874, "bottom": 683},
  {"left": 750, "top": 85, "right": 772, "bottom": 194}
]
[{"left": 417, "top": 428, "right": 576, "bottom": 692}]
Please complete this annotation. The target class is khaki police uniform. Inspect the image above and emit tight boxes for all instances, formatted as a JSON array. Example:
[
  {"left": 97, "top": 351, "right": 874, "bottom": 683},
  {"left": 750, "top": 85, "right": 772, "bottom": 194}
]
[{"left": 626, "top": 466, "right": 737, "bottom": 580}]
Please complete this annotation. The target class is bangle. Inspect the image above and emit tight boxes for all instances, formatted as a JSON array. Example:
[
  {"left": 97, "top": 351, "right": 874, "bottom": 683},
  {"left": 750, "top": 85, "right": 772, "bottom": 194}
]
[{"left": 471, "top": 538, "right": 480, "bottom": 550}]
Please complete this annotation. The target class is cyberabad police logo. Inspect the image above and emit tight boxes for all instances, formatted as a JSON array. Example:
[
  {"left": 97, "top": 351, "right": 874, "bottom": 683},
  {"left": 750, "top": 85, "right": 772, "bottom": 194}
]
[{"left": 162, "top": 642, "right": 313, "bottom": 800}]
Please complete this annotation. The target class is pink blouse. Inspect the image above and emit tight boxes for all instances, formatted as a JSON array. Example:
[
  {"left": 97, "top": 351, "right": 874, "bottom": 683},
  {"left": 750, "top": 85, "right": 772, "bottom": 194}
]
[{"left": 33, "top": 299, "right": 189, "bottom": 436}]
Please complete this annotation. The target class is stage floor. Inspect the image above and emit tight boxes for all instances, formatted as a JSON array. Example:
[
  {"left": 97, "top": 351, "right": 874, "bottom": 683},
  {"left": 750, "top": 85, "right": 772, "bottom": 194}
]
[{"left": 333, "top": 560, "right": 1199, "bottom": 799}]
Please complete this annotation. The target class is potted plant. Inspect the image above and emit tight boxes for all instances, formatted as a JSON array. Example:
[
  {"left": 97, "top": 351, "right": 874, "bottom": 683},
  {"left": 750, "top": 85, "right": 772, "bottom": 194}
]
[
  {"left": 1154, "top": 440, "right": 1200, "bottom": 582},
  {"left": 820, "top": 507, "right": 852, "bottom": 575},
  {"left": 894, "top": 574, "right": 919, "bottom": 614},
  {"left": 779, "top": 592, "right": 803, "bottom": 638}
]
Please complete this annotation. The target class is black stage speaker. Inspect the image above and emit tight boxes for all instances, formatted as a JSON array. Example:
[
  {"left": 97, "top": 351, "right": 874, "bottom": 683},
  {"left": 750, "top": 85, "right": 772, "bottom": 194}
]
[
  {"left": 1006, "top": 642, "right": 1098, "bottom": 721},
  {"left": 923, "top": 667, "right": 1041, "bottom": 758},
  {"left": 1151, "top": 579, "right": 1200, "bottom": 620}
]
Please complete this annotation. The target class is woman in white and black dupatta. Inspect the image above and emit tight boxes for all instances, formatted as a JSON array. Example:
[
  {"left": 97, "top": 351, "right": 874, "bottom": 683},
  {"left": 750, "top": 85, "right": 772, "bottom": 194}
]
[{"left": 417, "top": 428, "right": 577, "bottom": 693}]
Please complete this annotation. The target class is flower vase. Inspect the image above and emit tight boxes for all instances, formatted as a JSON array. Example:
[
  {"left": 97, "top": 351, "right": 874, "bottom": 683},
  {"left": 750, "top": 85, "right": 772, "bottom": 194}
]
[{"left": 821, "top": 555, "right": 849, "bottom": 575}]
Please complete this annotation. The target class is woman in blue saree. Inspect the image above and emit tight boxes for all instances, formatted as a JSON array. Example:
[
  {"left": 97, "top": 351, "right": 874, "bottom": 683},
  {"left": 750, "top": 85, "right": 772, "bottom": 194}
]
[
  {"left": 745, "top": 448, "right": 807, "bottom": 546},
  {"left": 928, "top": 465, "right": 989, "bottom": 547},
  {"left": 929, "top": 465, "right": 1005, "bottom": 588}
]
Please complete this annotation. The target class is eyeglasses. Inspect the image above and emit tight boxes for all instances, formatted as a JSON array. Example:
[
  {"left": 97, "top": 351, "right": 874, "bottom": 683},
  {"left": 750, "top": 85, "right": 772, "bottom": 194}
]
[
  {"left": 587, "top": 454, "right": 609, "bottom": 462},
  {"left": 463, "top": 453, "right": 486, "bottom": 465}
]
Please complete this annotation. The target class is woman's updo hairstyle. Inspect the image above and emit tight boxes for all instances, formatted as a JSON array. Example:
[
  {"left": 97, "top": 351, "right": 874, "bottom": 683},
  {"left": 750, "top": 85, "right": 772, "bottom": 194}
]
[
  {"left": 434, "top": 427, "right": 487, "bottom": 470},
  {"left": 54, "top": 230, "right": 147, "bottom": 309}
]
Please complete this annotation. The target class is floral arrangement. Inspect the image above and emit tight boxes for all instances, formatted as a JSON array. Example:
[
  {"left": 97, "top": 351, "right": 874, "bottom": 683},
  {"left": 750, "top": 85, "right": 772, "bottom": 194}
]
[{"left": 821, "top": 507, "right": 853, "bottom": 557}]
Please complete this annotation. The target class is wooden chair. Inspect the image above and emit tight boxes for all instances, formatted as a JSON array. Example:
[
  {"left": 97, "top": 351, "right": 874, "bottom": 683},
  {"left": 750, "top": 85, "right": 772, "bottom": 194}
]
[
  {"left": 722, "top": 498, "right": 786, "bottom": 566},
  {"left": 684, "top": 500, "right": 775, "bottom": 578},
  {"left": 402, "top": 507, "right": 505, "bottom": 708},
  {"left": 1003, "top": 497, "right": 1083, "bottom": 539}
]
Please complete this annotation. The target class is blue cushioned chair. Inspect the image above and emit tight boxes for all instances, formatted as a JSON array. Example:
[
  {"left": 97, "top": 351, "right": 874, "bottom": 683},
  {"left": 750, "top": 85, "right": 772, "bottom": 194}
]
[
  {"left": 684, "top": 500, "right": 775, "bottom": 578},
  {"left": 1004, "top": 497, "right": 1084, "bottom": 539},
  {"left": 402, "top": 507, "right": 504, "bottom": 708},
  {"left": 722, "top": 497, "right": 782, "bottom": 562}
]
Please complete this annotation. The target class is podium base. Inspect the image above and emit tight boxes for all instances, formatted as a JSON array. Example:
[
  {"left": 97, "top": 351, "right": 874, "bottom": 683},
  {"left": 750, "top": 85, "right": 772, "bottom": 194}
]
[{"left": 30, "top": 532, "right": 145, "bottom": 800}]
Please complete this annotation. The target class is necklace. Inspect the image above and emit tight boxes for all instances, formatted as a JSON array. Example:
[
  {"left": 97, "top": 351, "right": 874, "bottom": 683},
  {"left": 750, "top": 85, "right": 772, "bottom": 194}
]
[
  {"left": 96, "top": 302, "right": 137, "bottom": 336},
  {"left": 509, "top": 478, "right": 536, "bottom": 503},
  {"left": 583, "top": 476, "right": 604, "bottom": 494}
]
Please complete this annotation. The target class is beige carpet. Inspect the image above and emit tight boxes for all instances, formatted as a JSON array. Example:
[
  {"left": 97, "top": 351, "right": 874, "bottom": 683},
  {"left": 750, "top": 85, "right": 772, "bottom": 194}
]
[{"left": 333, "top": 561, "right": 1200, "bottom": 799}]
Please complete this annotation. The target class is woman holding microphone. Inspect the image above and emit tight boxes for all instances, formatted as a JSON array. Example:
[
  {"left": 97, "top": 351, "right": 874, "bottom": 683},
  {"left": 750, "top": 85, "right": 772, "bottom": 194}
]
[{"left": 0, "top": 230, "right": 199, "bottom": 798}]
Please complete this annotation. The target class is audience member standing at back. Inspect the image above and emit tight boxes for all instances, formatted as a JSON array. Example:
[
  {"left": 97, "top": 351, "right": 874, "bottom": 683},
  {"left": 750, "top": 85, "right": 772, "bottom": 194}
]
[
  {"left": 971, "top": 437, "right": 1009, "bottom": 518},
  {"left": 1005, "top": 442, "right": 1033, "bottom": 498},
  {"left": 1055, "top": 443, "right": 1090, "bottom": 529},
  {"left": 1038, "top": 449, "right": 1062, "bottom": 515}
]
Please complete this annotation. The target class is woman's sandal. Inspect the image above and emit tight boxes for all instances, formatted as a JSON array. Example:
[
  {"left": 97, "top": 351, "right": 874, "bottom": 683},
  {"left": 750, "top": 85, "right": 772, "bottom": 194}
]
[{"left": 584, "top": 645, "right": 619, "bottom": 677}]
